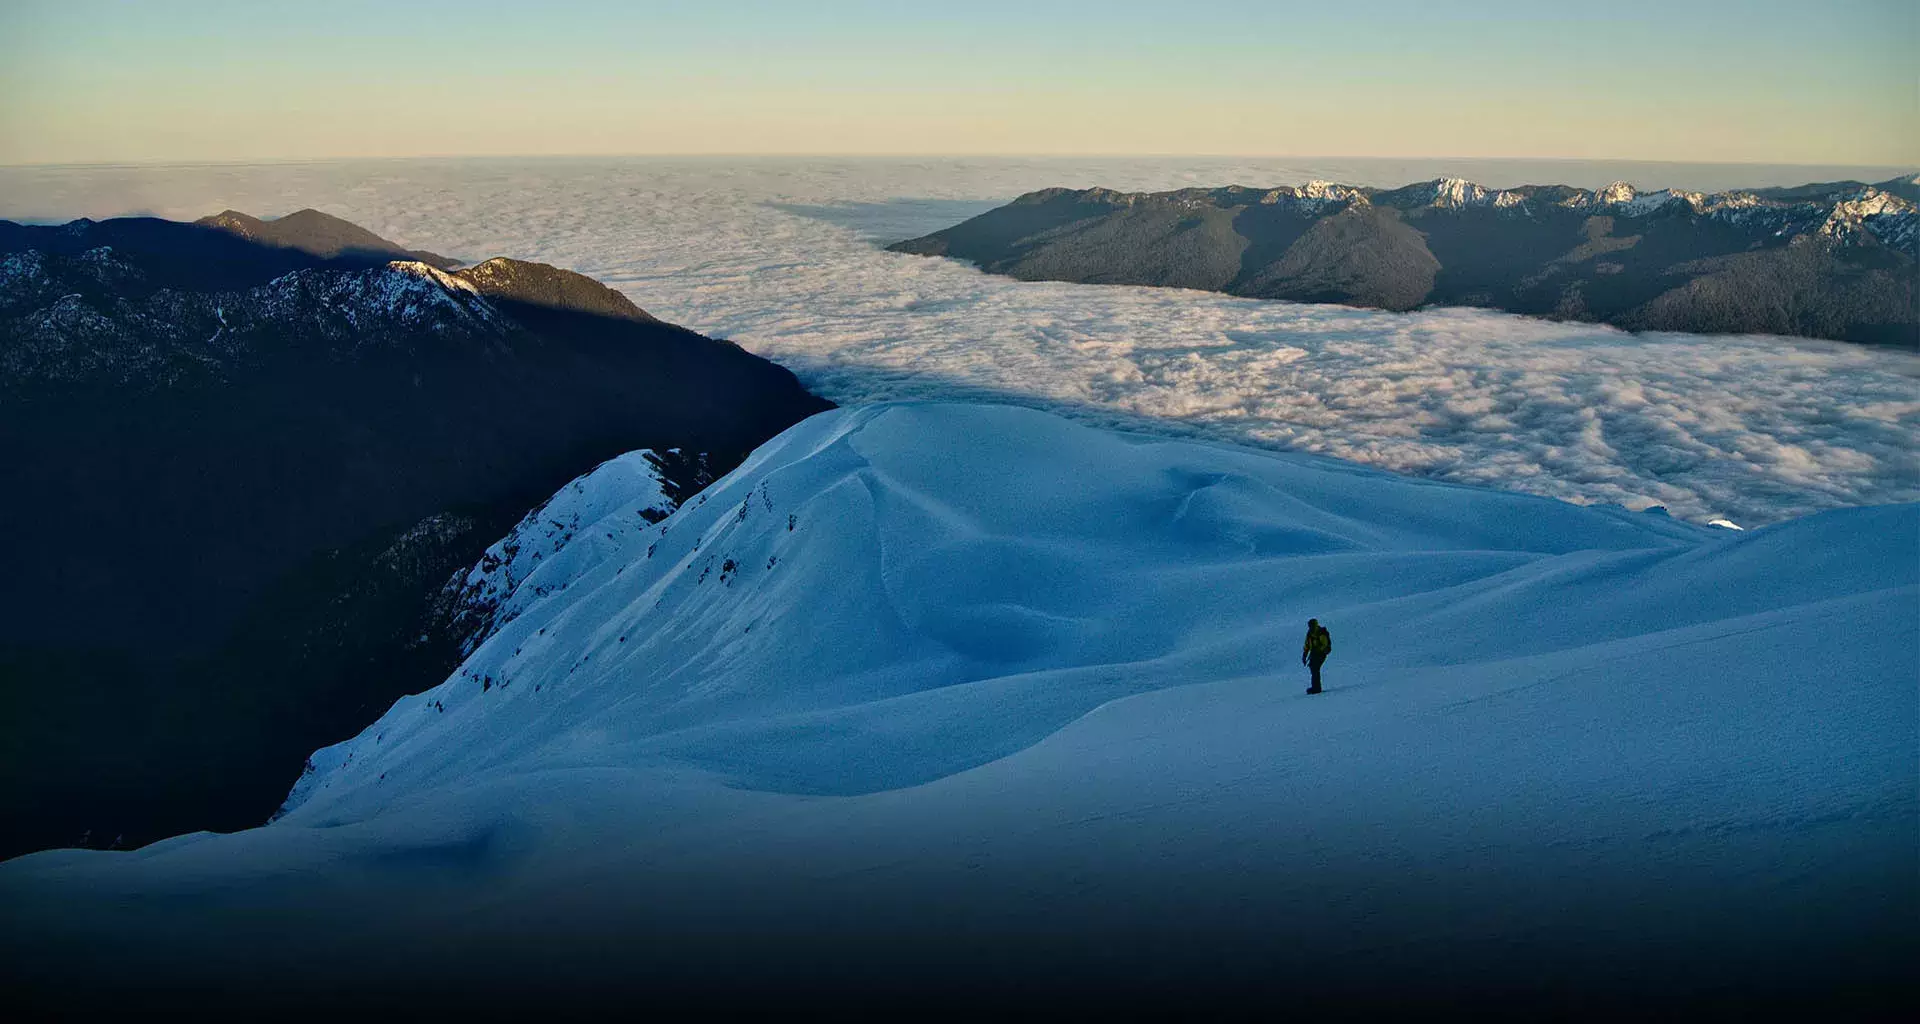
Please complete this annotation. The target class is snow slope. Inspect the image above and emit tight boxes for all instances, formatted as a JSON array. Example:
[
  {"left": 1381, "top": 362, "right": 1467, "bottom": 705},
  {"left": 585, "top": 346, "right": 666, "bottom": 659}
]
[
  {"left": 423, "top": 448, "right": 679, "bottom": 668},
  {"left": 3, "top": 402, "right": 1914, "bottom": 1013}
]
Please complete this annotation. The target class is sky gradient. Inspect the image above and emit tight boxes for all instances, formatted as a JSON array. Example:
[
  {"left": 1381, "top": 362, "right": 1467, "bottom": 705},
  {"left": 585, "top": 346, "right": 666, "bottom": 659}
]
[{"left": 3, "top": 0, "right": 1915, "bottom": 166}]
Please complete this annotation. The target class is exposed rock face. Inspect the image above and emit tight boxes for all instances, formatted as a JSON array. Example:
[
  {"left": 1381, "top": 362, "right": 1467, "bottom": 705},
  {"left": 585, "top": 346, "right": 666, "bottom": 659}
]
[
  {"left": 891, "top": 176, "right": 1919, "bottom": 347},
  {"left": 0, "top": 212, "right": 831, "bottom": 858},
  {"left": 454, "top": 257, "right": 656, "bottom": 322}
]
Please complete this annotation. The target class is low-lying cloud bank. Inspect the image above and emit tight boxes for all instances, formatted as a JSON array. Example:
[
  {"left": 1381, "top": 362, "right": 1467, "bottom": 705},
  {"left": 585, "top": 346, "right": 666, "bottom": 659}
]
[
  {"left": 5, "top": 157, "right": 1914, "bottom": 526},
  {"left": 735, "top": 265, "right": 1917, "bottom": 527}
]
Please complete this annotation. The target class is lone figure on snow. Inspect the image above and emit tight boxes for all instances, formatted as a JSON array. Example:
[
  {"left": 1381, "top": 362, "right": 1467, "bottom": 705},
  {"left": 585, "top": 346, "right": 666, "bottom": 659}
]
[{"left": 1301, "top": 618, "right": 1332, "bottom": 694}]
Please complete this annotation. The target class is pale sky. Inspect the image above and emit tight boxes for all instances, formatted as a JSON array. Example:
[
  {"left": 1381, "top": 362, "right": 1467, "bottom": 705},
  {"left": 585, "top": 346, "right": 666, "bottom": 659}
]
[{"left": 2, "top": 0, "right": 1915, "bottom": 166}]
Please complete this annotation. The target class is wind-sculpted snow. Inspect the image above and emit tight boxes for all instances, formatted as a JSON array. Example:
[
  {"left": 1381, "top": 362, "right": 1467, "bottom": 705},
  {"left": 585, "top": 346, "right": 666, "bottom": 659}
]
[
  {"left": 3, "top": 403, "right": 1912, "bottom": 1011},
  {"left": 281, "top": 403, "right": 1723, "bottom": 819},
  {"left": 3, "top": 158, "right": 1915, "bottom": 528},
  {"left": 264, "top": 403, "right": 1909, "bottom": 822}
]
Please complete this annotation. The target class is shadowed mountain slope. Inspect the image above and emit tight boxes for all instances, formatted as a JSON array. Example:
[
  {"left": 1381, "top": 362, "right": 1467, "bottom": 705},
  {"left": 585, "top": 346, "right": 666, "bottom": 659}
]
[
  {"left": 0, "top": 212, "right": 830, "bottom": 858},
  {"left": 195, "top": 208, "right": 459, "bottom": 269}
]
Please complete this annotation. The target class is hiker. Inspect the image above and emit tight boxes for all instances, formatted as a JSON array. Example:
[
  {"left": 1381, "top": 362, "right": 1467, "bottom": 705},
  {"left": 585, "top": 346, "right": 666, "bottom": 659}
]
[{"left": 1301, "top": 618, "right": 1332, "bottom": 694}]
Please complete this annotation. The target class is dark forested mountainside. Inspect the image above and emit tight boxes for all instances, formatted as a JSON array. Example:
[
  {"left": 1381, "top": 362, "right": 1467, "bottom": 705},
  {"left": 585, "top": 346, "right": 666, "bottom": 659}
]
[
  {"left": 891, "top": 176, "right": 1920, "bottom": 347},
  {"left": 0, "top": 211, "right": 831, "bottom": 858}
]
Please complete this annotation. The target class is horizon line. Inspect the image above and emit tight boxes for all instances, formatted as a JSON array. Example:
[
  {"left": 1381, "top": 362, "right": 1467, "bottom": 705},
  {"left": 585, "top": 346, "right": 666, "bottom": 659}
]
[{"left": 4, "top": 152, "right": 1917, "bottom": 173}]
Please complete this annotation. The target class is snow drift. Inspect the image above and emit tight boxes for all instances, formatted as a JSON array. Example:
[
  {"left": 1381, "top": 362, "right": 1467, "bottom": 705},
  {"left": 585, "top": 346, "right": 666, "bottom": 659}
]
[{"left": 3, "top": 402, "right": 1914, "bottom": 1014}]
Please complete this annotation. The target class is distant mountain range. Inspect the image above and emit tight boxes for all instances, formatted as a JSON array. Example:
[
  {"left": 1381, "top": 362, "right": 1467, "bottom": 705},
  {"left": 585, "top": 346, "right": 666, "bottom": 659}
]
[
  {"left": 891, "top": 175, "right": 1920, "bottom": 346},
  {"left": 0, "top": 208, "right": 830, "bottom": 858}
]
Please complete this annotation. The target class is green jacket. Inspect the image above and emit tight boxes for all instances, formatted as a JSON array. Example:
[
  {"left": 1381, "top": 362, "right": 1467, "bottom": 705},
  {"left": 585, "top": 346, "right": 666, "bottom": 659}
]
[{"left": 1303, "top": 624, "right": 1332, "bottom": 659}]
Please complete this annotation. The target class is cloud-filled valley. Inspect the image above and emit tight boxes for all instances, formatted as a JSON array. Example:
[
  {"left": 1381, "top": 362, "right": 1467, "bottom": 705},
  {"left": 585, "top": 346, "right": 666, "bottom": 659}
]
[{"left": 6, "top": 156, "right": 1914, "bottom": 526}]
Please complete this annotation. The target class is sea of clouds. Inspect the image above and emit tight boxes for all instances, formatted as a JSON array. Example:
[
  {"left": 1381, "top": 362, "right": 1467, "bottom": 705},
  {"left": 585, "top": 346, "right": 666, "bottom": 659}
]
[{"left": 4, "top": 156, "right": 1914, "bottom": 526}]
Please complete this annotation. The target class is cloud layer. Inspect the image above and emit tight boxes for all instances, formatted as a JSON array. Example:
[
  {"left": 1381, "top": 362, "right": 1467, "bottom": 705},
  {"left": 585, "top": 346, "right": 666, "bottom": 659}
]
[{"left": 5, "top": 156, "right": 1915, "bottom": 526}]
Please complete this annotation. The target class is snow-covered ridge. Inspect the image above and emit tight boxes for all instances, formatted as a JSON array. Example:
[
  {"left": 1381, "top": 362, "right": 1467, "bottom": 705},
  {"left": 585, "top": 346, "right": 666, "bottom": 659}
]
[
  {"left": 257, "top": 260, "right": 507, "bottom": 332},
  {"left": 3, "top": 253, "right": 524, "bottom": 388},
  {"left": 283, "top": 401, "right": 1750, "bottom": 820},
  {"left": 1819, "top": 187, "right": 1919, "bottom": 247},
  {"left": 1433, "top": 177, "right": 1486, "bottom": 207},
  {"left": 388, "top": 259, "right": 477, "bottom": 294},
  {"left": 1062, "top": 176, "right": 1919, "bottom": 247},
  {"left": 1590, "top": 180, "right": 1638, "bottom": 206},
  {"left": 270, "top": 401, "right": 1909, "bottom": 828},
  {"left": 1618, "top": 187, "right": 1704, "bottom": 215},
  {"left": 1423, "top": 177, "right": 1516, "bottom": 209},
  {"left": 432, "top": 450, "right": 679, "bottom": 662},
  {"left": 1260, "top": 179, "right": 1370, "bottom": 211},
  {"left": 4, "top": 402, "right": 1914, "bottom": 1005}
]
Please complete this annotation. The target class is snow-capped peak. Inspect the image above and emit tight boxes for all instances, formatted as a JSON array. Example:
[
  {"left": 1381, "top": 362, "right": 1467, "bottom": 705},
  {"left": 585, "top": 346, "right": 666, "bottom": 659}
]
[
  {"left": 1414, "top": 178, "right": 1524, "bottom": 210},
  {"left": 1261, "top": 180, "right": 1366, "bottom": 210},
  {"left": 1593, "top": 181, "right": 1637, "bottom": 205},
  {"left": 1619, "top": 188, "right": 1704, "bottom": 216},
  {"left": 250, "top": 259, "right": 507, "bottom": 336},
  {"left": 388, "top": 259, "right": 478, "bottom": 295},
  {"left": 1830, "top": 187, "right": 1910, "bottom": 219},
  {"left": 1819, "top": 187, "right": 1919, "bottom": 246},
  {"left": 1431, "top": 177, "right": 1487, "bottom": 208}
]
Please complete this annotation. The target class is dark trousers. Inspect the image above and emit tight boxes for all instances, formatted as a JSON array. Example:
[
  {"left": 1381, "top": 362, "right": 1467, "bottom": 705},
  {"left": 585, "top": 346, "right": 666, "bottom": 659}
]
[{"left": 1307, "top": 654, "right": 1326, "bottom": 691}]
